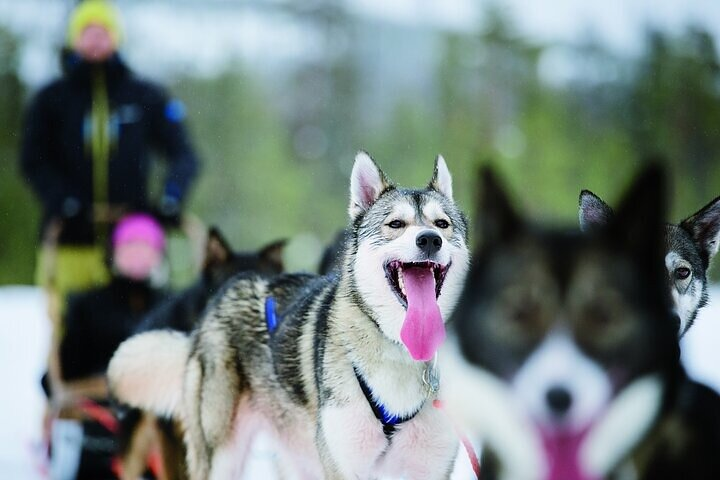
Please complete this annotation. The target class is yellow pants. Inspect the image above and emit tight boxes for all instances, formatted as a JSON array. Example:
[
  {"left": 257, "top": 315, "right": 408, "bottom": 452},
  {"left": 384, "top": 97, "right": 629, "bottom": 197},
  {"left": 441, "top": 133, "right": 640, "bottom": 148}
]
[{"left": 35, "top": 245, "right": 110, "bottom": 322}]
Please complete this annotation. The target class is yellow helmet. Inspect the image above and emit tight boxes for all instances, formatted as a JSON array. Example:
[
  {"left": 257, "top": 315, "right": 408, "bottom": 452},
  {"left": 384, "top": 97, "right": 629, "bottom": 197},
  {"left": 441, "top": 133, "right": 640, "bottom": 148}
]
[{"left": 66, "top": 0, "right": 123, "bottom": 47}]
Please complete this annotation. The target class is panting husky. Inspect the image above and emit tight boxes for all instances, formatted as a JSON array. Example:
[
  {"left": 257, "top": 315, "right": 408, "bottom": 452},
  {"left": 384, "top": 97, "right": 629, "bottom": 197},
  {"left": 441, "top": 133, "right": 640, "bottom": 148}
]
[
  {"left": 444, "top": 165, "right": 720, "bottom": 480},
  {"left": 579, "top": 189, "right": 720, "bottom": 336},
  {"left": 109, "top": 152, "right": 470, "bottom": 479}
]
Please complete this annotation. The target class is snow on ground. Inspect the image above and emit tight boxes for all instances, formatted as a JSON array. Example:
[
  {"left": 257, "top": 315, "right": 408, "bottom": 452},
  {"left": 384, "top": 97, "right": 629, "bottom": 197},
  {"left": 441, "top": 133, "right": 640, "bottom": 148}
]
[{"left": 1, "top": 285, "right": 718, "bottom": 479}]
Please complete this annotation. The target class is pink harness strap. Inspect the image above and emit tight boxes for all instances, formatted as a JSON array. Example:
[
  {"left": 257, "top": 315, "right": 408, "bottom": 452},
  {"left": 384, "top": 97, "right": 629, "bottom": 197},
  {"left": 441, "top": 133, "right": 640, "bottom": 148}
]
[{"left": 433, "top": 399, "right": 481, "bottom": 479}]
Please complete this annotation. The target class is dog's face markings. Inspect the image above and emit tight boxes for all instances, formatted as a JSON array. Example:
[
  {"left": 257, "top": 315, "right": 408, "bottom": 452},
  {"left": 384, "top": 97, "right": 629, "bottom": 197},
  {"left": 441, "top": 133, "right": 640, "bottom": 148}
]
[
  {"left": 664, "top": 249, "right": 704, "bottom": 334},
  {"left": 453, "top": 166, "right": 676, "bottom": 479},
  {"left": 349, "top": 152, "right": 469, "bottom": 361},
  {"left": 512, "top": 332, "right": 612, "bottom": 433},
  {"left": 579, "top": 191, "right": 720, "bottom": 335}
]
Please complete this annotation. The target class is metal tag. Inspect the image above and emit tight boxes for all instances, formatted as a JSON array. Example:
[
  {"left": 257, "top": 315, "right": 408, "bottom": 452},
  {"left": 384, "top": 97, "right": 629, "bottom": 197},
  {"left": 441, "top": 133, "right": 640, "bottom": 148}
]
[{"left": 423, "top": 353, "right": 440, "bottom": 394}]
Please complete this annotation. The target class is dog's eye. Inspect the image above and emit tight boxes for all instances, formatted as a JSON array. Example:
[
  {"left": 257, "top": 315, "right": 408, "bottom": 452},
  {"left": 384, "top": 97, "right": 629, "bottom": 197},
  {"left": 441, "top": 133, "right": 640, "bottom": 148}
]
[
  {"left": 674, "top": 267, "right": 691, "bottom": 280},
  {"left": 434, "top": 219, "right": 450, "bottom": 229},
  {"left": 387, "top": 220, "right": 405, "bottom": 229}
]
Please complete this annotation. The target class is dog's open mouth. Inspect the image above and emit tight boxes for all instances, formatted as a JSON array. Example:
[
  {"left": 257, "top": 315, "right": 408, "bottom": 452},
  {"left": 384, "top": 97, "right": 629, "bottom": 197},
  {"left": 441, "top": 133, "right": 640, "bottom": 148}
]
[
  {"left": 384, "top": 260, "right": 449, "bottom": 308},
  {"left": 384, "top": 260, "right": 450, "bottom": 361}
]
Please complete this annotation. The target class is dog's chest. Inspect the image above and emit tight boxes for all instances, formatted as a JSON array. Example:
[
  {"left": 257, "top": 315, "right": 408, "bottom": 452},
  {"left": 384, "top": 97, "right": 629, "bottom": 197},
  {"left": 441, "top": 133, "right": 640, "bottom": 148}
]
[{"left": 360, "top": 362, "right": 429, "bottom": 416}]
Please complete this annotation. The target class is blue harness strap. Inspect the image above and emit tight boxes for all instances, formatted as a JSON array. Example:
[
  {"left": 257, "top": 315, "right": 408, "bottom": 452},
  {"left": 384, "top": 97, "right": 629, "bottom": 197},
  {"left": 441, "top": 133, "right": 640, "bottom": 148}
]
[
  {"left": 265, "top": 297, "right": 279, "bottom": 333},
  {"left": 353, "top": 365, "right": 421, "bottom": 437}
]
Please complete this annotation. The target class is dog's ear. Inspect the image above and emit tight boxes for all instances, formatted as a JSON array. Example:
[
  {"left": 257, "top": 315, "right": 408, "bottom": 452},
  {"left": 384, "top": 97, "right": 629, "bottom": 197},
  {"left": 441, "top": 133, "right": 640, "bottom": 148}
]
[
  {"left": 579, "top": 190, "right": 614, "bottom": 232},
  {"left": 428, "top": 154, "right": 453, "bottom": 200},
  {"left": 609, "top": 164, "right": 667, "bottom": 263},
  {"left": 475, "top": 166, "right": 523, "bottom": 247},
  {"left": 258, "top": 239, "right": 286, "bottom": 274},
  {"left": 204, "top": 227, "right": 232, "bottom": 268},
  {"left": 349, "top": 151, "right": 390, "bottom": 219},
  {"left": 680, "top": 195, "right": 720, "bottom": 268}
]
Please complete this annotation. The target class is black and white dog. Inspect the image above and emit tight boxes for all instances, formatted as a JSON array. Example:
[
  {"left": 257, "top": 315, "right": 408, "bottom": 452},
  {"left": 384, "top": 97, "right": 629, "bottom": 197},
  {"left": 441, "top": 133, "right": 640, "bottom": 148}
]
[
  {"left": 109, "top": 152, "right": 470, "bottom": 479},
  {"left": 444, "top": 165, "right": 720, "bottom": 480},
  {"left": 580, "top": 190, "right": 720, "bottom": 335}
]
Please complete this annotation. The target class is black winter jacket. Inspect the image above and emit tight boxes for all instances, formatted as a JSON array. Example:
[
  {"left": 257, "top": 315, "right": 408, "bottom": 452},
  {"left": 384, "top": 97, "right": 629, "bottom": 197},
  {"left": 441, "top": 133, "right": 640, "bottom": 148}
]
[
  {"left": 20, "top": 52, "right": 199, "bottom": 244},
  {"left": 60, "top": 277, "right": 165, "bottom": 381}
]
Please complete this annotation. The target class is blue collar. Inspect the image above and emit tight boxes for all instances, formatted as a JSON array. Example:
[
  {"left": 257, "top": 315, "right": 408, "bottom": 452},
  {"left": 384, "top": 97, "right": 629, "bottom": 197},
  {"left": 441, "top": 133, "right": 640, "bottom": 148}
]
[{"left": 353, "top": 365, "right": 422, "bottom": 437}]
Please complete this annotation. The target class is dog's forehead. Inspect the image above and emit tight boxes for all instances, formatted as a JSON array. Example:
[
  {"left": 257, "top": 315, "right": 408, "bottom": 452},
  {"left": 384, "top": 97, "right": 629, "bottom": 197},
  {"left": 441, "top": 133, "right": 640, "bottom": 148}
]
[
  {"left": 386, "top": 199, "right": 416, "bottom": 219},
  {"left": 422, "top": 198, "right": 449, "bottom": 219},
  {"left": 665, "top": 224, "right": 704, "bottom": 271},
  {"left": 374, "top": 188, "right": 459, "bottom": 218}
]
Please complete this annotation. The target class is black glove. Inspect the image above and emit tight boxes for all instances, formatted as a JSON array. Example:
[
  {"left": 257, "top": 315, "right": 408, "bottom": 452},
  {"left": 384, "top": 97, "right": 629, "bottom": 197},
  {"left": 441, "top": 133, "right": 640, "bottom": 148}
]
[{"left": 156, "top": 195, "right": 182, "bottom": 228}]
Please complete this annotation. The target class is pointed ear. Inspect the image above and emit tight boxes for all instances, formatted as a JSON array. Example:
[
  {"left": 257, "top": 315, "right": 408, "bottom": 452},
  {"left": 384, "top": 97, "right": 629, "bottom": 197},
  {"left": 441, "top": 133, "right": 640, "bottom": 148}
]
[
  {"left": 609, "top": 164, "right": 666, "bottom": 261},
  {"left": 579, "top": 190, "right": 614, "bottom": 232},
  {"left": 258, "top": 239, "right": 286, "bottom": 274},
  {"left": 475, "top": 166, "right": 523, "bottom": 248},
  {"left": 680, "top": 196, "right": 720, "bottom": 266},
  {"left": 429, "top": 154, "right": 453, "bottom": 200},
  {"left": 349, "top": 151, "right": 390, "bottom": 219},
  {"left": 204, "top": 227, "right": 232, "bottom": 268}
]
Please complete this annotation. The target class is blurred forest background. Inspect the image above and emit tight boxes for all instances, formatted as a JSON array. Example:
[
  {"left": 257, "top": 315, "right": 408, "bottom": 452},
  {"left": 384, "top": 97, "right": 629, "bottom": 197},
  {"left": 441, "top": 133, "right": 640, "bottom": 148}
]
[{"left": 1, "top": 0, "right": 720, "bottom": 284}]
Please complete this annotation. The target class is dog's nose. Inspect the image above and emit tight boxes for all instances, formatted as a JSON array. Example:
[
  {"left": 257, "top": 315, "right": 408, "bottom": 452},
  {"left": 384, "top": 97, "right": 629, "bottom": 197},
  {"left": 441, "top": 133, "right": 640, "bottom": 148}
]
[
  {"left": 546, "top": 386, "right": 573, "bottom": 416},
  {"left": 416, "top": 230, "right": 442, "bottom": 255}
]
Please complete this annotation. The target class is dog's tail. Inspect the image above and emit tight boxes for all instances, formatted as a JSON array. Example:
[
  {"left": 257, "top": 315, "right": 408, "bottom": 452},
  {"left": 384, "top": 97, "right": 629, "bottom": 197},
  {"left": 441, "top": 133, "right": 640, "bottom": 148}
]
[{"left": 108, "top": 330, "right": 190, "bottom": 417}]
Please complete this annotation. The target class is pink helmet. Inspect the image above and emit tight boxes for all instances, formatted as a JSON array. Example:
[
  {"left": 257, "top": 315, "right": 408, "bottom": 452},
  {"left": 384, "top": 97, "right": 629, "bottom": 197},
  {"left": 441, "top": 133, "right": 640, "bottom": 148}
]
[{"left": 112, "top": 213, "right": 166, "bottom": 253}]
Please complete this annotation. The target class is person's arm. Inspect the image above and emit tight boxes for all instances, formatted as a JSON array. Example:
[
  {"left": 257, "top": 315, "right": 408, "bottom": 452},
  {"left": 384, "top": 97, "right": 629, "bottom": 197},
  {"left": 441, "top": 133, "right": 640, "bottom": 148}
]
[
  {"left": 20, "top": 87, "right": 82, "bottom": 220},
  {"left": 149, "top": 87, "right": 200, "bottom": 224}
]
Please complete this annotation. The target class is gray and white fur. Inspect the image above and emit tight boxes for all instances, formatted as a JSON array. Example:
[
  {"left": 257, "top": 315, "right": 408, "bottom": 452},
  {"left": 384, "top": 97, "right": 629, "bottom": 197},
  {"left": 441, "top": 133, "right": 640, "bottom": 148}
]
[
  {"left": 579, "top": 190, "right": 720, "bottom": 335},
  {"left": 109, "top": 152, "right": 470, "bottom": 479}
]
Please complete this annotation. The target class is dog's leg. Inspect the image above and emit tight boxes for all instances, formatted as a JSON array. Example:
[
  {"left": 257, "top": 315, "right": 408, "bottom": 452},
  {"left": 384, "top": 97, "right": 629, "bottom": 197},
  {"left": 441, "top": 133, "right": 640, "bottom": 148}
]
[
  {"left": 182, "top": 356, "right": 212, "bottom": 480},
  {"left": 157, "top": 417, "right": 188, "bottom": 480},
  {"left": 183, "top": 346, "right": 245, "bottom": 480},
  {"left": 118, "top": 409, "right": 155, "bottom": 480}
]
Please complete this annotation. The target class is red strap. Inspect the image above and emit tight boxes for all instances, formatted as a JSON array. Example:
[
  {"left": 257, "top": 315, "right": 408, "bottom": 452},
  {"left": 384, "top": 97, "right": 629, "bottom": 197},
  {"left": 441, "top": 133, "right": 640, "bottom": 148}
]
[
  {"left": 433, "top": 399, "right": 481, "bottom": 479},
  {"left": 77, "top": 398, "right": 164, "bottom": 478},
  {"left": 147, "top": 447, "right": 164, "bottom": 477},
  {"left": 77, "top": 398, "right": 120, "bottom": 434}
]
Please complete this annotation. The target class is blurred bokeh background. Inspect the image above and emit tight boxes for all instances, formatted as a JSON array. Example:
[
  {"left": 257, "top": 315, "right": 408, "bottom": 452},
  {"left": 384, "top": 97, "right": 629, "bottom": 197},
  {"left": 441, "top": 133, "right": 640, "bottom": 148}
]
[
  {"left": 2, "top": 2, "right": 720, "bottom": 478},
  {"left": 1, "top": 0, "right": 720, "bottom": 281}
]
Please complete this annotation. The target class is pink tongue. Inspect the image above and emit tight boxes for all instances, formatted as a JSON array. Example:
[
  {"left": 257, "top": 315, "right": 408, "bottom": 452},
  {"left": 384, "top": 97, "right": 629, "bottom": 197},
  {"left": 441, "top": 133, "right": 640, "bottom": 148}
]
[
  {"left": 399, "top": 267, "right": 446, "bottom": 361},
  {"left": 540, "top": 427, "right": 598, "bottom": 480}
]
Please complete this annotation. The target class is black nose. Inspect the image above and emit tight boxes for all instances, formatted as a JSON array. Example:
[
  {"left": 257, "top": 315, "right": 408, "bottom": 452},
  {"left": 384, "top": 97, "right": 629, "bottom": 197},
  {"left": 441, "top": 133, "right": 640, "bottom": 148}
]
[
  {"left": 546, "top": 386, "right": 573, "bottom": 416},
  {"left": 416, "top": 230, "right": 442, "bottom": 255}
]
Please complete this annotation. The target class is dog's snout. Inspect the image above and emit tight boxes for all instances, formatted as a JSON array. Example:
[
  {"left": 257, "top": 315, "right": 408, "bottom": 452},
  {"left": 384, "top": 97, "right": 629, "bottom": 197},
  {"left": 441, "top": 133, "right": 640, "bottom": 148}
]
[
  {"left": 546, "top": 386, "right": 573, "bottom": 416},
  {"left": 416, "top": 230, "right": 442, "bottom": 255}
]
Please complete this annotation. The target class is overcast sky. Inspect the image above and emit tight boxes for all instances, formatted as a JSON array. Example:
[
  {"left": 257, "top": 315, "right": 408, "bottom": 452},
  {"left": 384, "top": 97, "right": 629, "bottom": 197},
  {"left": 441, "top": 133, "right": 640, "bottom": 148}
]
[{"left": 1, "top": 0, "right": 719, "bottom": 87}]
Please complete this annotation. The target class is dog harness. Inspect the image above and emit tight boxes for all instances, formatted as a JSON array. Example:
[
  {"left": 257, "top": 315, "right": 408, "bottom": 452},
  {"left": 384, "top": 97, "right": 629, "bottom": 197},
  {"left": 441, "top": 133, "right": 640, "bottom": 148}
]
[
  {"left": 353, "top": 365, "right": 423, "bottom": 437},
  {"left": 265, "top": 297, "right": 279, "bottom": 333}
]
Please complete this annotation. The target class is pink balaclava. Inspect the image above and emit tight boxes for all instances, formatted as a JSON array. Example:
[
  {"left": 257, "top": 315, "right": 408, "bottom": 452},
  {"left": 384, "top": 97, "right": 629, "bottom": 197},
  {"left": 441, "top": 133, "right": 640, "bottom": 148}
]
[{"left": 112, "top": 213, "right": 165, "bottom": 281}]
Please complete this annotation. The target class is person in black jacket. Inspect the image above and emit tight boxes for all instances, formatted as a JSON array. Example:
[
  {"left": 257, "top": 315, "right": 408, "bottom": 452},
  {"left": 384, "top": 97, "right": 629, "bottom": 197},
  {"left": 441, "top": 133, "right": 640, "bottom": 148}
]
[
  {"left": 20, "top": 0, "right": 199, "bottom": 315},
  {"left": 20, "top": 2, "right": 199, "bottom": 427}
]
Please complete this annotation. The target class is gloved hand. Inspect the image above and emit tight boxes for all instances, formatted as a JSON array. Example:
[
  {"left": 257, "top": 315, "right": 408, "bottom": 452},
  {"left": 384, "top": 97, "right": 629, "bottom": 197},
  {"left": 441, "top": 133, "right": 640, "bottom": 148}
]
[{"left": 156, "top": 195, "right": 182, "bottom": 228}]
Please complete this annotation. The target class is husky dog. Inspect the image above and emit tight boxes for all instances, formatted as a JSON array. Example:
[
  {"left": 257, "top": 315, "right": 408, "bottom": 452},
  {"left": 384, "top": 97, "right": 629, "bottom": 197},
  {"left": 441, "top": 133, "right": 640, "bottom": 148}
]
[
  {"left": 579, "top": 190, "right": 720, "bottom": 336},
  {"left": 138, "top": 227, "right": 286, "bottom": 334},
  {"left": 109, "top": 152, "right": 470, "bottom": 479},
  {"left": 119, "top": 228, "right": 285, "bottom": 480},
  {"left": 444, "top": 166, "right": 720, "bottom": 480}
]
